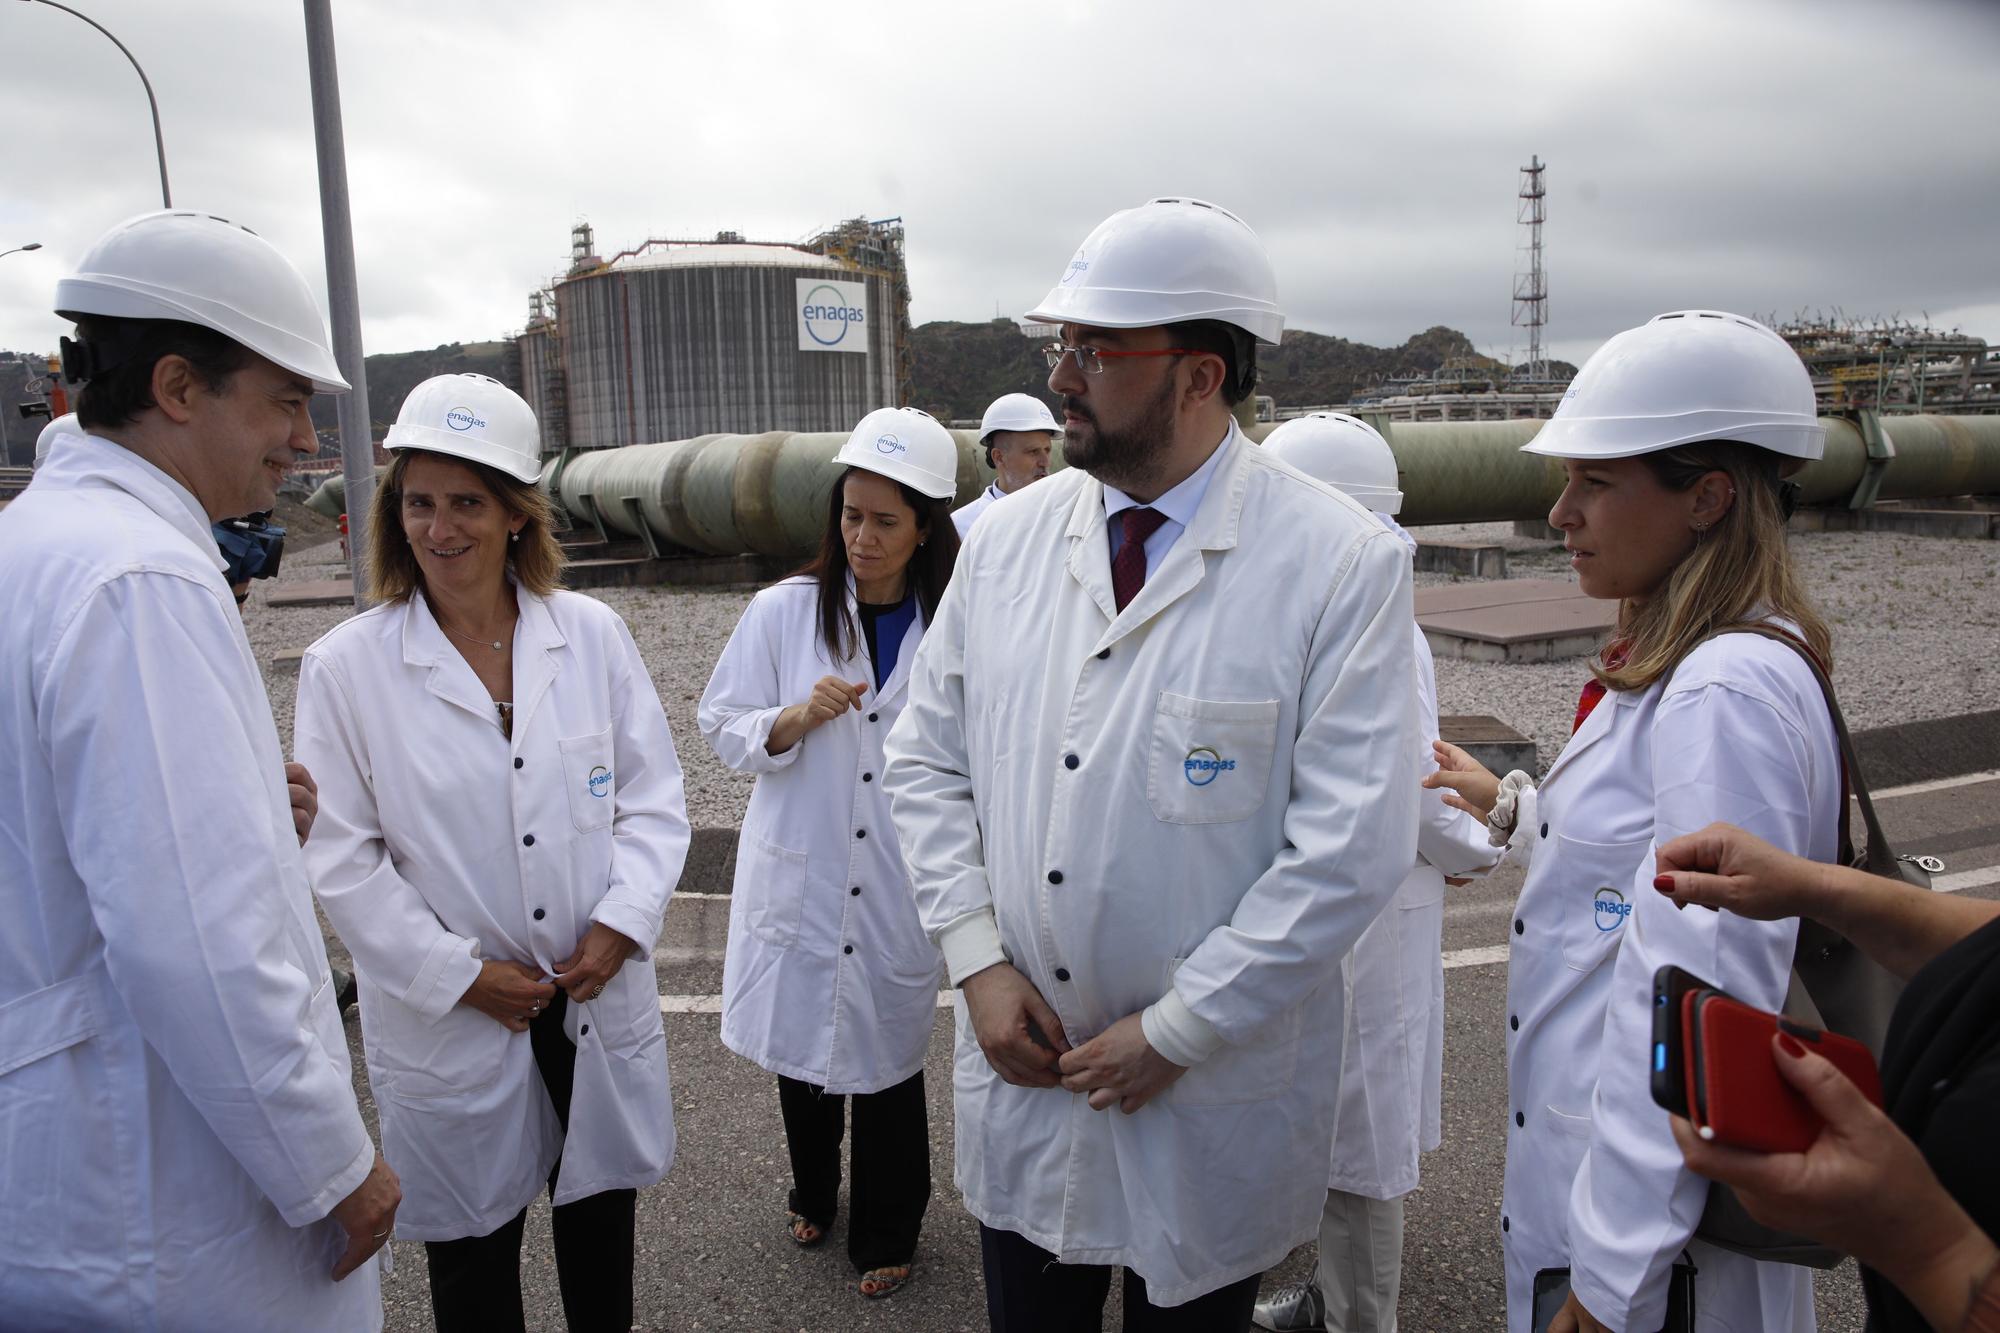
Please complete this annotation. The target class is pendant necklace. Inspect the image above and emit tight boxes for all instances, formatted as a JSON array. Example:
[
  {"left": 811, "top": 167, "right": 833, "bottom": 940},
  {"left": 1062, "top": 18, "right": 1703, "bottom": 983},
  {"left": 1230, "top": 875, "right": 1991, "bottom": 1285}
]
[{"left": 438, "top": 616, "right": 512, "bottom": 652}]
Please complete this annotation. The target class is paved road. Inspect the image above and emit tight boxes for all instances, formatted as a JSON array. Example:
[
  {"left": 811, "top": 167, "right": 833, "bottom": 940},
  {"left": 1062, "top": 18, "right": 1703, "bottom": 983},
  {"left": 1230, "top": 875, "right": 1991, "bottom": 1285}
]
[{"left": 338, "top": 773, "right": 2000, "bottom": 1331}]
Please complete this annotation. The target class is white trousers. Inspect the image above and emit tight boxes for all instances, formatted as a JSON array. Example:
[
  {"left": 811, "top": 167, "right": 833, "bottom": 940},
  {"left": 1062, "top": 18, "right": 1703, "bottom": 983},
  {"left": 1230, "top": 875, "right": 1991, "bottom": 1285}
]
[{"left": 1316, "top": 1188, "right": 1406, "bottom": 1333}]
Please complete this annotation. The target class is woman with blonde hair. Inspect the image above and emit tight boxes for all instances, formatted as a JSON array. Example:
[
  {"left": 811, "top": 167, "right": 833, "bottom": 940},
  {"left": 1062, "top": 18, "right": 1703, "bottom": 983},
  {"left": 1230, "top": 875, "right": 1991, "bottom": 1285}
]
[
  {"left": 1426, "top": 312, "right": 1838, "bottom": 1333},
  {"left": 297, "top": 374, "right": 689, "bottom": 1332}
]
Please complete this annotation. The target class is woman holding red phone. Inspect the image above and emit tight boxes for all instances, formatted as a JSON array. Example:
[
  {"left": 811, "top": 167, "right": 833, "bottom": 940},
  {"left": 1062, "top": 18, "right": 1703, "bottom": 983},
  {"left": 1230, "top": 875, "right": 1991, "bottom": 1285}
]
[
  {"left": 1659, "top": 822, "right": 2000, "bottom": 1332},
  {"left": 1426, "top": 312, "right": 1840, "bottom": 1333}
]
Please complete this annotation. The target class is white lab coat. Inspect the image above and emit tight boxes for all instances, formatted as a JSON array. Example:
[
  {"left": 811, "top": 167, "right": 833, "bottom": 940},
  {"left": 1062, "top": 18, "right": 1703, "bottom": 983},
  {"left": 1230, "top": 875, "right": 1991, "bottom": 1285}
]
[
  {"left": 698, "top": 576, "right": 943, "bottom": 1093},
  {"left": 295, "top": 588, "right": 688, "bottom": 1241},
  {"left": 1329, "top": 621, "right": 1496, "bottom": 1199},
  {"left": 952, "top": 482, "right": 1005, "bottom": 538},
  {"left": 0, "top": 436, "right": 380, "bottom": 1331},
  {"left": 1500, "top": 629, "right": 1839, "bottom": 1332},
  {"left": 883, "top": 426, "right": 1420, "bottom": 1306}
]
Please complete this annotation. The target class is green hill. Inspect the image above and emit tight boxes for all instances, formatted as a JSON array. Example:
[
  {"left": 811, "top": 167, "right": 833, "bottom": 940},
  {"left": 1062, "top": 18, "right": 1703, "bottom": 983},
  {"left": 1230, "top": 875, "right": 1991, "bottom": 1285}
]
[
  {"left": 305, "top": 340, "right": 512, "bottom": 442},
  {"left": 908, "top": 318, "right": 1570, "bottom": 420}
]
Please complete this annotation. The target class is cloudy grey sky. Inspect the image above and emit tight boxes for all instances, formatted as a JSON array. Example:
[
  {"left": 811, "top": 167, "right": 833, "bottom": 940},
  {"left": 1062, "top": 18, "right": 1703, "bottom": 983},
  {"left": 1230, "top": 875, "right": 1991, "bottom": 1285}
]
[{"left": 2, "top": 0, "right": 1996, "bottom": 374}]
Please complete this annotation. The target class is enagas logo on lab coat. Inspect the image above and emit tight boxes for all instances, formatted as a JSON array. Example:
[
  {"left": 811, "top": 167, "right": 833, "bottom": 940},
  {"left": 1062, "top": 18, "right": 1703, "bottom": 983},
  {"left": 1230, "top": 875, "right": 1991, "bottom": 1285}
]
[
  {"left": 1593, "top": 886, "right": 1631, "bottom": 932},
  {"left": 588, "top": 765, "right": 612, "bottom": 798},
  {"left": 1183, "top": 746, "right": 1237, "bottom": 787}
]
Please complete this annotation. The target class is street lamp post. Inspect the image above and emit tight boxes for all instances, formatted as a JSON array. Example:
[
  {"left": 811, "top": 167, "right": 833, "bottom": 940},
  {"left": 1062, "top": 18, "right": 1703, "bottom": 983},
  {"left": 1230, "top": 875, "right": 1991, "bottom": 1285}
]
[
  {"left": 303, "top": 0, "right": 374, "bottom": 608},
  {"left": 18, "top": 1, "right": 171, "bottom": 208},
  {"left": 1, "top": 242, "right": 44, "bottom": 260}
]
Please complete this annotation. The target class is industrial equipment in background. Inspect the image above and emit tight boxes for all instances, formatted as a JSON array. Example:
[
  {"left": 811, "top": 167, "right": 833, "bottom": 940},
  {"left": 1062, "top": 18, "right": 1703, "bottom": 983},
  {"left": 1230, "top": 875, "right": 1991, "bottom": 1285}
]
[{"left": 515, "top": 218, "right": 912, "bottom": 457}]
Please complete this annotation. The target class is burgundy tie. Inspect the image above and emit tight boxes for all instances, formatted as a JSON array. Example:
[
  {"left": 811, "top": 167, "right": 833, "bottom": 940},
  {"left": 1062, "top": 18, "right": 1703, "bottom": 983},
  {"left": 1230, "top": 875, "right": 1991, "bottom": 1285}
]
[{"left": 1112, "top": 507, "right": 1167, "bottom": 612}]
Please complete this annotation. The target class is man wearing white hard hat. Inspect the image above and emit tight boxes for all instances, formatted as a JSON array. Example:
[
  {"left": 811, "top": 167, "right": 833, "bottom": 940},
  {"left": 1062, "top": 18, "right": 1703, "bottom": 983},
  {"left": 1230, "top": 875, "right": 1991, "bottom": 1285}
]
[
  {"left": 0, "top": 210, "right": 398, "bottom": 1330},
  {"left": 884, "top": 199, "right": 1420, "bottom": 1327},
  {"left": 1253, "top": 413, "right": 1497, "bottom": 1333},
  {"left": 295, "top": 374, "right": 690, "bottom": 1330},
  {"left": 953, "top": 392, "right": 1060, "bottom": 537},
  {"left": 700, "top": 407, "right": 961, "bottom": 1301}
]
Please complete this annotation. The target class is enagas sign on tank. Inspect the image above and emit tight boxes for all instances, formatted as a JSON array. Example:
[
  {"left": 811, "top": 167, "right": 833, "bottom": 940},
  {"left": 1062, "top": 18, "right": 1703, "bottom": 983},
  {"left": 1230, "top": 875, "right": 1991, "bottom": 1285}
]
[{"left": 796, "top": 278, "right": 868, "bottom": 354}]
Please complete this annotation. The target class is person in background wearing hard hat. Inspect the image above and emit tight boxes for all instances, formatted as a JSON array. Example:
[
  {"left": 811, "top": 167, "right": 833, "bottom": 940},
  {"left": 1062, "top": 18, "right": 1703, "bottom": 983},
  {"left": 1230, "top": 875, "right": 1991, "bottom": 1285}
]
[
  {"left": 1423, "top": 312, "right": 1838, "bottom": 1333},
  {"left": 0, "top": 210, "right": 398, "bottom": 1330},
  {"left": 31, "top": 409, "right": 84, "bottom": 471},
  {"left": 953, "top": 392, "right": 1060, "bottom": 537},
  {"left": 294, "top": 374, "right": 690, "bottom": 1333},
  {"left": 884, "top": 198, "right": 1420, "bottom": 1330},
  {"left": 1252, "top": 413, "right": 1498, "bottom": 1333},
  {"left": 699, "top": 407, "right": 961, "bottom": 1302}
]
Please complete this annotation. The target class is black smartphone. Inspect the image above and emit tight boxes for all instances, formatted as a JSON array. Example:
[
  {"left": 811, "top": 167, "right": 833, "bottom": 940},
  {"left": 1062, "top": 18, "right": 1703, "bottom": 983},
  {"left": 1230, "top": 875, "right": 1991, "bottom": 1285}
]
[{"left": 1650, "top": 965, "right": 1715, "bottom": 1118}]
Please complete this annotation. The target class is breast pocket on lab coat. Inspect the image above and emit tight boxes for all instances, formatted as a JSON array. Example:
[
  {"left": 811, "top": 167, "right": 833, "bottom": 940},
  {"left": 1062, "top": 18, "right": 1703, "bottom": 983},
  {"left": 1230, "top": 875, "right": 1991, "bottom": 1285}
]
[
  {"left": 559, "top": 727, "right": 617, "bottom": 834},
  {"left": 1145, "top": 692, "right": 1280, "bottom": 826},
  {"left": 735, "top": 829, "right": 810, "bottom": 949},
  {"left": 1552, "top": 833, "right": 1648, "bottom": 972},
  {"left": 1161, "top": 958, "right": 1304, "bottom": 1106}
]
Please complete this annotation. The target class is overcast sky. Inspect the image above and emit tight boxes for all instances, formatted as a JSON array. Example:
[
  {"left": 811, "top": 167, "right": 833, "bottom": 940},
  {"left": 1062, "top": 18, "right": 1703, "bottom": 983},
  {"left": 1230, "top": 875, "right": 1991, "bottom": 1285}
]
[{"left": 3, "top": 0, "right": 1996, "bottom": 376}]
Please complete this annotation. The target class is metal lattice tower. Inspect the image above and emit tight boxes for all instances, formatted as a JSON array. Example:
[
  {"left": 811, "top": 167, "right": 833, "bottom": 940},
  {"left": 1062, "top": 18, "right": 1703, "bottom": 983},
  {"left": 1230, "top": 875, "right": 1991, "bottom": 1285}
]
[{"left": 1512, "top": 156, "right": 1548, "bottom": 380}]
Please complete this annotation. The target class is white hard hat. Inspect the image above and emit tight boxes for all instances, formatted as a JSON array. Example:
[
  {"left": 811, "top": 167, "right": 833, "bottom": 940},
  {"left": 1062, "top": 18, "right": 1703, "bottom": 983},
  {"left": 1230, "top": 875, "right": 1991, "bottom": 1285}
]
[
  {"left": 54, "top": 210, "right": 349, "bottom": 393},
  {"left": 978, "top": 393, "right": 1061, "bottom": 443},
  {"left": 835, "top": 407, "right": 958, "bottom": 500},
  {"left": 1524, "top": 310, "right": 1824, "bottom": 463},
  {"left": 33, "top": 412, "right": 85, "bottom": 471},
  {"left": 1026, "top": 197, "right": 1284, "bottom": 345},
  {"left": 386, "top": 374, "right": 546, "bottom": 483},
  {"left": 1263, "top": 412, "right": 1402, "bottom": 514}
]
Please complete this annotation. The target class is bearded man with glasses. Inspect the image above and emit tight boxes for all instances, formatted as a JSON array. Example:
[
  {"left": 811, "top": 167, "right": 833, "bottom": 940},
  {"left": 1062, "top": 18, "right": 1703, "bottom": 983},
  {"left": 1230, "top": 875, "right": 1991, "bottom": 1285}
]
[{"left": 884, "top": 198, "right": 1420, "bottom": 1331}]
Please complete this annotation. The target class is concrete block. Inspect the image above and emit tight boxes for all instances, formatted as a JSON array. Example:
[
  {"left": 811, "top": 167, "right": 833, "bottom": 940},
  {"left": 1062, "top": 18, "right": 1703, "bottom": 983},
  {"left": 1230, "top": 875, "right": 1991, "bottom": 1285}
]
[
  {"left": 1439, "top": 715, "right": 1537, "bottom": 777},
  {"left": 682, "top": 826, "right": 739, "bottom": 894},
  {"left": 1416, "top": 578, "right": 1616, "bottom": 661},
  {"left": 1415, "top": 541, "right": 1509, "bottom": 579},
  {"left": 268, "top": 578, "right": 355, "bottom": 608},
  {"left": 1513, "top": 519, "right": 1564, "bottom": 543},
  {"left": 1853, "top": 709, "right": 2000, "bottom": 790},
  {"left": 270, "top": 647, "right": 304, "bottom": 674}
]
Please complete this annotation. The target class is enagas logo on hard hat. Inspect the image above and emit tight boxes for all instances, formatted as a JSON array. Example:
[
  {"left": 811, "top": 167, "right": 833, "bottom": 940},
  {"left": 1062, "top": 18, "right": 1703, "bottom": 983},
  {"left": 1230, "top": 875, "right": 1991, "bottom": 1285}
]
[
  {"left": 444, "top": 406, "right": 487, "bottom": 432},
  {"left": 874, "top": 433, "right": 906, "bottom": 456},
  {"left": 801, "top": 283, "right": 865, "bottom": 347},
  {"left": 1061, "top": 254, "right": 1091, "bottom": 287}
]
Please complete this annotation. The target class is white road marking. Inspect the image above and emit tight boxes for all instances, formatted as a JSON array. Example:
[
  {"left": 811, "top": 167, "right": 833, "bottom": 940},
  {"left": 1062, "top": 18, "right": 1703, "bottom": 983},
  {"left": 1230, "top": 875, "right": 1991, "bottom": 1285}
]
[
  {"left": 1443, "top": 944, "right": 1510, "bottom": 971},
  {"left": 661, "top": 991, "right": 955, "bottom": 1015},
  {"left": 657, "top": 864, "right": 2000, "bottom": 1013},
  {"left": 1874, "top": 769, "right": 2000, "bottom": 800},
  {"left": 1937, "top": 864, "right": 2000, "bottom": 895}
]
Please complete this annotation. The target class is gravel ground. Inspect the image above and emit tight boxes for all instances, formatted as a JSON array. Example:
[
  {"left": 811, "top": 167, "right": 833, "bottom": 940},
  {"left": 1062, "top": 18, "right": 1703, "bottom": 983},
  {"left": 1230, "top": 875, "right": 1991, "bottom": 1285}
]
[{"left": 250, "top": 522, "right": 2000, "bottom": 826}]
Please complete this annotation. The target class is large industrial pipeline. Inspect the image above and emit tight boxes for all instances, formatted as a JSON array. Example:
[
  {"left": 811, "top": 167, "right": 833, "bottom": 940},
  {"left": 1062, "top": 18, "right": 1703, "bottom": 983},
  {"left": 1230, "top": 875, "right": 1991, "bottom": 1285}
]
[{"left": 306, "top": 413, "right": 2000, "bottom": 555}]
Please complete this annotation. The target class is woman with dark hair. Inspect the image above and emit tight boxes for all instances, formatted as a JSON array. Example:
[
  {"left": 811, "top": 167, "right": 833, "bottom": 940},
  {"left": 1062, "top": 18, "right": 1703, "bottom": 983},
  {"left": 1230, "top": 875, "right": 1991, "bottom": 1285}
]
[
  {"left": 297, "top": 374, "right": 690, "bottom": 1332},
  {"left": 699, "top": 407, "right": 962, "bottom": 1301}
]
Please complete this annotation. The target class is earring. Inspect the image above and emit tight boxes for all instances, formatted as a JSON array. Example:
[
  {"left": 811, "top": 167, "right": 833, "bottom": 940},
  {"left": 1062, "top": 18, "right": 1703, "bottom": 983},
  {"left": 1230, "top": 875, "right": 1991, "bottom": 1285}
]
[
  {"left": 510, "top": 531, "right": 521, "bottom": 543},
  {"left": 1692, "top": 519, "right": 1711, "bottom": 533}
]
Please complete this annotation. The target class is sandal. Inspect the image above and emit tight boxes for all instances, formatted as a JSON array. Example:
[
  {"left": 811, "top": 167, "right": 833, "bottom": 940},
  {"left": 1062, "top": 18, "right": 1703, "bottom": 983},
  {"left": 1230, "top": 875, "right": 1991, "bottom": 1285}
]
[
  {"left": 786, "top": 1211, "right": 827, "bottom": 1248},
  {"left": 858, "top": 1264, "right": 911, "bottom": 1299}
]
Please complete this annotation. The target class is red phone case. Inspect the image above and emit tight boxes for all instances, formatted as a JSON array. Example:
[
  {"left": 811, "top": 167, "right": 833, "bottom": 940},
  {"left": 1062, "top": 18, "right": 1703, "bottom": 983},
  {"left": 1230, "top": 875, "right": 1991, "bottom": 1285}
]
[{"left": 1686, "top": 989, "right": 1882, "bottom": 1154}]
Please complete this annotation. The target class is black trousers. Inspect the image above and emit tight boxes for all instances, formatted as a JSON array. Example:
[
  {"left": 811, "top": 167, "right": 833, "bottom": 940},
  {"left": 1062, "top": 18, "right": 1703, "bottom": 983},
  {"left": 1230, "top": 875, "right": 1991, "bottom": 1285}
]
[
  {"left": 979, "top": 1223, "right": 1263, "bottom": 1333},
  {"left": 776, "top": 1068, "right": 932, "bottom": 1273},
  {"left": 425, "top": 992, "right": 638, "bottom": 1333}
]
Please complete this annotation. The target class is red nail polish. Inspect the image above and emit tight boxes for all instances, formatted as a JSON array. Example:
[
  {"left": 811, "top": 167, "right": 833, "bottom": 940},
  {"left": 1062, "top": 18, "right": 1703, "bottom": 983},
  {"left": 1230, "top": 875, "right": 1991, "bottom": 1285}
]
[
  {"left": 1653, "top": 874, "right": 1675, "bottom": 893},
  {"left": 1776, "top": 1032, "right": 1807, "bottom": 1060}
]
